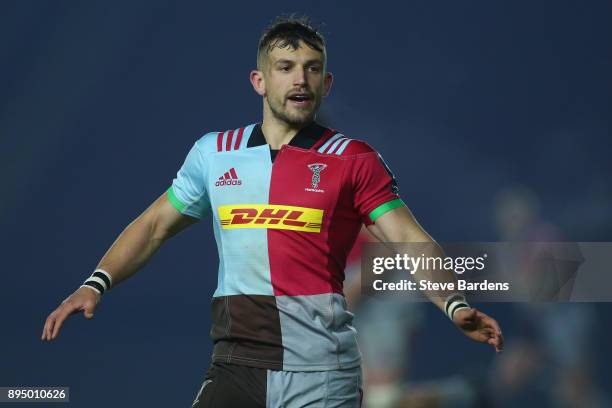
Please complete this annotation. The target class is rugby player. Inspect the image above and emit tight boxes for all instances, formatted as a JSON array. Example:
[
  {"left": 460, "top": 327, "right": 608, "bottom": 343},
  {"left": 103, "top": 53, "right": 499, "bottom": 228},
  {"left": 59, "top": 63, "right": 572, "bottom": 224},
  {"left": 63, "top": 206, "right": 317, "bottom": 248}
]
[{"left": 42, "top": 16, "right": 503, "bottom": 407}]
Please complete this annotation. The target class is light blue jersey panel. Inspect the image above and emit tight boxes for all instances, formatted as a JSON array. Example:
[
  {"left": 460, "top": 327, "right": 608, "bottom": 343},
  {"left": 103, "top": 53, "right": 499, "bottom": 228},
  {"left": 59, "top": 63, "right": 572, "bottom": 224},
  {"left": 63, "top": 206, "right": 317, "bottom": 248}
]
[
  {"left": 170, "top": 133, "right": 216, "bottom": 219},
  {"left": 209, "top": 145, "right": 274, "bottom": 297}
]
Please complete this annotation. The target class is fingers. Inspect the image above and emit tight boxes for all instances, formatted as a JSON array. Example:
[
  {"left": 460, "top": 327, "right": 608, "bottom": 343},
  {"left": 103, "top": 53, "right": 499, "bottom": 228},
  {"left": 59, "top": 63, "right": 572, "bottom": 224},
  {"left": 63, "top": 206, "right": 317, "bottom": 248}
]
[
  {"left": 42, "top": 315, "right": 54, "bottom": 341},
  {"left": 487, "top": 335, "right": 502, "bottom": 352},
  {"left": 41, "top": 302, "right": 80, "bottom": 341},
  {"left": 477, "top": 311, "right": 502, "bottom": 334},
  {"left": 495, "top": 331, "right": 505, "bottom": 353},
  {"left": 482, "top": 326, "right": 503, "bottom": 353},
  {"left": 42, "top": 311, "right": 58, "bottom": 341},
  {"left": 42, "top": 288, "right": 100, "bottom": 341},
  {"left": 458, "top": 308, "right": 505, "bottom": 353},
  {"left": 473, "top": 310, "right": 504, "bottom": 353},
  {"left": 51, "top": 306, "right": 75, "bottom": 339},
  {"left": 472, "top": 309, "right": 502, "bottom": 336},
  {"left": 493, "top": 334, "right": 504, "bottom": 353},
  {"left": 45, "top": 307, "right": 70, "bottom": 341}
]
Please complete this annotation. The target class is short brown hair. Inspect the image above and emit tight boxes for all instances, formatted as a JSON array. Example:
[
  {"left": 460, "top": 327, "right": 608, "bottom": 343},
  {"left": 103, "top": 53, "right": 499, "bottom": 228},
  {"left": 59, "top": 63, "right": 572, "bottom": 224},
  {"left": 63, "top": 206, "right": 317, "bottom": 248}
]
[{"left": 257, "top": 15, "right": 326, "bottom": 69}]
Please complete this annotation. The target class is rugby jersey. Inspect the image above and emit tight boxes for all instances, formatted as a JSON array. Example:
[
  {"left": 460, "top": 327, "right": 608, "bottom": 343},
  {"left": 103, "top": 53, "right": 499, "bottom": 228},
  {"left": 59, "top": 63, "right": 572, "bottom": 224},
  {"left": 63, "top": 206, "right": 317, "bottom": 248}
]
[{"left": 168, "top": 121, "right": 403, "bottom": 371}]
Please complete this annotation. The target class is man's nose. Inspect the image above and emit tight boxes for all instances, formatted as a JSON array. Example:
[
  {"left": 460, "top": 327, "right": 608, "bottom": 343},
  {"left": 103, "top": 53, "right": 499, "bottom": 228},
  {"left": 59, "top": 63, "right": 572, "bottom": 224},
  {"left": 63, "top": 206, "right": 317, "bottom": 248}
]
[{"left": 293, "top": 68, "right": 307, "bottom": 86}]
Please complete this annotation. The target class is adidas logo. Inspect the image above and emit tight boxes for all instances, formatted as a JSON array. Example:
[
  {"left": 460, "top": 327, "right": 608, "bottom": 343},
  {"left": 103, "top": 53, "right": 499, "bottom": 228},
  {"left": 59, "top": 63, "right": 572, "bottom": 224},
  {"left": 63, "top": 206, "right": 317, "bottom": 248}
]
[{"left": 215, "top": 167, "right": 242, "bottom": 187}]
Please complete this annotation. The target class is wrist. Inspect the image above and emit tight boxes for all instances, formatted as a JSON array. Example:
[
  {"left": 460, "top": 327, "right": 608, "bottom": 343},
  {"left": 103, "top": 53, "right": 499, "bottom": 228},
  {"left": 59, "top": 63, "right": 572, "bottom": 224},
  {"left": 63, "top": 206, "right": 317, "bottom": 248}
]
[
  {"left": 82, "top": 269, "right": 113, "bottom": 296},
  {"left": 444, "top": 293, "right": 470, "bottom": 321}
]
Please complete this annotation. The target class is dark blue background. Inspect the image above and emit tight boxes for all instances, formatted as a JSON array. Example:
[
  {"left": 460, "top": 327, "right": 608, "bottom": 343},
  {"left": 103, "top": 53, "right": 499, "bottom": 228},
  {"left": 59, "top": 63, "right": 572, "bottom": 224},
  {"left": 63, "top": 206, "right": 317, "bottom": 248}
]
[{"left": 1, "top": 1, "right": 610, "bottom": 407}]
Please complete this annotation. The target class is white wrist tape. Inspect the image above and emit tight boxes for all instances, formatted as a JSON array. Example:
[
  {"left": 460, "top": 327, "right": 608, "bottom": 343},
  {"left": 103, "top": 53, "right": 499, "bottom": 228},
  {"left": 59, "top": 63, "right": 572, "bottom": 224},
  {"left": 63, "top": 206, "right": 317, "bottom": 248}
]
[
  {"left": 444, "top": 293, "right": 470, "bottom": 320},
  {"left": 80, "top": 284, "right": 102, "bottom": 296},
  {"left": 82, "top": 268, "right": 113, "bottom": 296}
]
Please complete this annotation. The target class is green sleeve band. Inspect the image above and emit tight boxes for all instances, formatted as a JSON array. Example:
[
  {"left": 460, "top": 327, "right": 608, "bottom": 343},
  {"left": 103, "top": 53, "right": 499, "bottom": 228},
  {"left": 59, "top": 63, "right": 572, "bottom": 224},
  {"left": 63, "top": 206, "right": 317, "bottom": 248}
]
[
  {"left": 368, "top": 198, "right": 404, "bottom": 222},
  {"left": 166, "top": 186, "right": 186, "bottom": 212}
]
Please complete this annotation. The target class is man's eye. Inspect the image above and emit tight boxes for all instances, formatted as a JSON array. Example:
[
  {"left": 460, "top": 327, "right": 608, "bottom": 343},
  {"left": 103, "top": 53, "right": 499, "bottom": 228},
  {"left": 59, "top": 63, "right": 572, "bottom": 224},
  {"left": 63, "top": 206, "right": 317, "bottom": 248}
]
[
  {"left": 279, "top": 66, "right": 290, "bottom": 71},
  {"left": 309, "top": 66, "right": 321, "bottom": 72}
]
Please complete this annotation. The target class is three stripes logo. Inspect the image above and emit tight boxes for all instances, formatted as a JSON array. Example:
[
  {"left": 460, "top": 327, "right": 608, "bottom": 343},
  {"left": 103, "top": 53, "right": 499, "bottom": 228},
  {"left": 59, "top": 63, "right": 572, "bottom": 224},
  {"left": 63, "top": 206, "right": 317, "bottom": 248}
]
[
  {"left": 316, "top": 133, "right": 352, "bottom": 155},
  {"left": 215, "top": 167, "right": 242, "bottom": 187}
]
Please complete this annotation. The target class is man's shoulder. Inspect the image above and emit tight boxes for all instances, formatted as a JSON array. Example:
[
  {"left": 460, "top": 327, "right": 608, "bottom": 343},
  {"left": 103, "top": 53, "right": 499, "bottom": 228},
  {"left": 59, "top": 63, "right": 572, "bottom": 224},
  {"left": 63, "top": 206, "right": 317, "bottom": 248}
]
[
  {"left": 193, "top": 124, "right": 257, "bottom": 154},
  {"left": 317, "top": 129, "right": 378, "bottom": 157},
  {"left": 340, "top": 138, "right": 377, "bottom": 156}
]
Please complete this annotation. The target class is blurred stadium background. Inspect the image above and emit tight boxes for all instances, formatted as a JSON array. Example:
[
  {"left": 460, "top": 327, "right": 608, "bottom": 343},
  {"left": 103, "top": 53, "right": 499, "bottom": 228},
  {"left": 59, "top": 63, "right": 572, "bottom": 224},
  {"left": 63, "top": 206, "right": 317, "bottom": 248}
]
[{"left": 1, "top": 1, "right": 610, "bottom": 407}]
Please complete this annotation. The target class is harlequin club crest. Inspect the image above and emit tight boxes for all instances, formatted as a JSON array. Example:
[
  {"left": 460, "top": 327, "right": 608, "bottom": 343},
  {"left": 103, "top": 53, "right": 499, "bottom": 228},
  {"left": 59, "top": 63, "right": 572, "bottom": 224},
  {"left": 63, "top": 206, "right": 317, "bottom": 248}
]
[{"left": 306, "top": 163, "right": 327, "bottom": 193}]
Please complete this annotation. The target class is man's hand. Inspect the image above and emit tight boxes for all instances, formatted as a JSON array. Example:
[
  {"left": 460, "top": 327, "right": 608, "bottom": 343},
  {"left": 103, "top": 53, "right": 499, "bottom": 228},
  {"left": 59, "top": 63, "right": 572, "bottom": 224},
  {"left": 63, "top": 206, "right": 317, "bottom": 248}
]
[
  {"left": 453, "top": 307, "right": 504, "bottom": 353},
  {"left": 41, "top": 287, "right": 100, "bottom": 341},
  {"left": 40, "top": 192, "right": 198, "bottom": 343}
]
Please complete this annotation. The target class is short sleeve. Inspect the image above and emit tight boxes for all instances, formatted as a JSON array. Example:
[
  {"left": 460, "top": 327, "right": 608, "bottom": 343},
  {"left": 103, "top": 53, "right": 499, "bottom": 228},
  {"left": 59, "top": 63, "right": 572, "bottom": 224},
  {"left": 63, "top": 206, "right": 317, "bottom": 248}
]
[
  {"left": 167, "top": 142, "right": 211, "bottom": 219},
  {"left": 352, "top": 151, "right": 404, "bottom": 225}
]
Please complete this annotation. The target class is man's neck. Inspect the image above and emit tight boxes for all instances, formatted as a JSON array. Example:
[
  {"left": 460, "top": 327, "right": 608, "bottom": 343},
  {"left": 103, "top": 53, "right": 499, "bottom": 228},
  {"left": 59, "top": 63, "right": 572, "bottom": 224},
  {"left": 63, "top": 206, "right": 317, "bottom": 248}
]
[{"left": 261, "top": 109, "right": 312, "bottom": 149}]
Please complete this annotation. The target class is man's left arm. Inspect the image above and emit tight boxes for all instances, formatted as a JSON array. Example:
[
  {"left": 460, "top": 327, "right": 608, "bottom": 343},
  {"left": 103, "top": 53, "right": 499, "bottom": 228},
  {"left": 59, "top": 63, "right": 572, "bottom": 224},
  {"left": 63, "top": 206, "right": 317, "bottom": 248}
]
[{"left": 367, "top": 205, "right": 504, "bottom": 353}]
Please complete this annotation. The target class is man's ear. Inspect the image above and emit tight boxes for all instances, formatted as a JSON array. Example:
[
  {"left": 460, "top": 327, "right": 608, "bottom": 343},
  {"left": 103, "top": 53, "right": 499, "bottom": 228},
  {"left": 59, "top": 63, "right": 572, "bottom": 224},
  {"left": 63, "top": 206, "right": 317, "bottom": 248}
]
[
  {"left": 323, "top": 72, "right": 333, "bottom": 97},
  {"left": 250, "top": 70, "right": 266, "bottom": 96}
]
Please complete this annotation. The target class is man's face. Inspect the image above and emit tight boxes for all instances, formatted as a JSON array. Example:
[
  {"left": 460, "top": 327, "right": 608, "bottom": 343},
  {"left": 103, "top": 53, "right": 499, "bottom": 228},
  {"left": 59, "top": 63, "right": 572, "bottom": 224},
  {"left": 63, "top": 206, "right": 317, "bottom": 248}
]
[{"left": 259, "top": 40, "right": 332, "bottom": 127}]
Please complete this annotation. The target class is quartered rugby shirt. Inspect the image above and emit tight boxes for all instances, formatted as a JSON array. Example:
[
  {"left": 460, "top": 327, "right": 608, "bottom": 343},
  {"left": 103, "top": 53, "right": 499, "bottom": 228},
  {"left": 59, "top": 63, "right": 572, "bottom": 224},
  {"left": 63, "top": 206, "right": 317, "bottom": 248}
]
[{"left": 168, "top": 122, "right": 403, "bottom": 371}]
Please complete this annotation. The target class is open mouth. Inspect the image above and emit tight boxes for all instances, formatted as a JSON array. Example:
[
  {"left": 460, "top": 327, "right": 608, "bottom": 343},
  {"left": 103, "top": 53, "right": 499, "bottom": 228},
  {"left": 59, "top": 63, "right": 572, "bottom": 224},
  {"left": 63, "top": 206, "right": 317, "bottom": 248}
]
[{"left": 287, "top": 93, "right": 313, "bottom": 106}]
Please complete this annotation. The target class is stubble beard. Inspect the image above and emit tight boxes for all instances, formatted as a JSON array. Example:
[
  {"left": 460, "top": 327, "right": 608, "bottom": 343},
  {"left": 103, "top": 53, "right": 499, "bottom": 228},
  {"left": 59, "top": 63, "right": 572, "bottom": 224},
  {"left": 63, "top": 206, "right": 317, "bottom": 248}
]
[{"left": 267, "top": 95, "right": 320, "bottom": 128}]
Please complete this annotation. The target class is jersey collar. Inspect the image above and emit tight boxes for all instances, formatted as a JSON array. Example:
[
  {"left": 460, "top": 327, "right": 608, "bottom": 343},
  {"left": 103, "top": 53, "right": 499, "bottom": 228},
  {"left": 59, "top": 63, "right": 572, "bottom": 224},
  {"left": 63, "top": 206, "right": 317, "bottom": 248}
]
[{"left": 247, "top": 121, "right": 330, "bottom": 150}]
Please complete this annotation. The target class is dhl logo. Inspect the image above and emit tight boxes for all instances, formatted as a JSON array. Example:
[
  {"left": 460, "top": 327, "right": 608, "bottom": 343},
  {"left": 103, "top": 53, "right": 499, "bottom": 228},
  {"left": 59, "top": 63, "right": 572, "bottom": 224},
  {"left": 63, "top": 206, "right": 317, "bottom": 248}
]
[{"left": 218, "top": 204, "right": 324, "bottom": 232}]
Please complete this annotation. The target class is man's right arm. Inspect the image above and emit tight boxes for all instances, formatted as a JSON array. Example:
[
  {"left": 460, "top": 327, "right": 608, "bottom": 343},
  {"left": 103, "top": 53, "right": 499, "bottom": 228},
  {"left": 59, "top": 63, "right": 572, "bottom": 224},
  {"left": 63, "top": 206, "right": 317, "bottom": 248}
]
[
  {"left": 41, "top": 191, "right": 198, "bottom": 341},
  {"left": 95, "top": 191, "right": 198, "bottom": 287}
]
